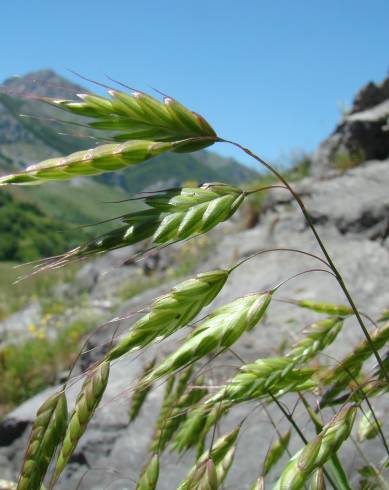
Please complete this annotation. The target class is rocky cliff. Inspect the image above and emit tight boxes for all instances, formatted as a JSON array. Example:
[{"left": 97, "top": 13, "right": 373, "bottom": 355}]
[{"left": 312, "top": 73, "right": 389, "bottom": 177}]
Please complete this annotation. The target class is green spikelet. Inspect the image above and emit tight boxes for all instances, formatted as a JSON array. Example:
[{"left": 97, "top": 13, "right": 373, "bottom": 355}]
[
  {"left": 173, "top": 406, "right": 221, "bottom": 455},
  {"left": 47, "top": 89, "right": 217, "bottom": 151},
  {"left": 174, "top": 366, "right": 195, "bottom": 398},
  {"left": 181, "top": 459, "right": 218, "bottom": 490},
  {"left": 1, "top": 88, "right": 218, "bottom": 186},
  {"left": 150, "top": 376, "right": 175, "bottom": 453},
  {"left": 295, "top": 300, "right": 353, "bottom": 317},
  {"left": 69, "top": 210, "right": 161, "bottom": 259},
  {"left": 129, "top": 358, "right": 157, "bottom": 423},
  {"left": 0, "top": 141, "right": 174, "bottom": 186},
  {"left": 156, "top": 381, "right": 208, "bottom": 452},
  {"left": 274, "top": 405, "right": 356, "bottom": 490},
  {"left": 173, "top": 406, "right": 212, "bottom": 454},
  {"left": 250, "top": 477, "right": 265, "bottom": 490},
  {"left": 207, "top": 357, "right": 317, "bottom": 406},
  {"left": 17, "top": 392, "right": 67, "bottom": 490},
  {"left": 107, "top": 269, "right": 230, "bottom": 361},
  {"left": 357, "top": 410, "right": 381, "bottom": 442},
  {"left": 143, "top": 292, "right": 273, "bottom": 385},
  {"left": 176, "top": 427, "right": 240, "bottom": 490},
  {"left": 309, "top": 469, "right": 326, "bottom": 489},
  {"left": 135, "top": 454, "right": 159, "bottom": 490},
  {"left": 320, "top": 323, "right": 389, "bottom": 406},
  {"left": 286, "top": 318, "right": 344, "bottom": 364},
  {"left": 50, "top": 362, "right": 110, "bottom": 486},
  {"left": 215, "top": 445, "right": 236, "bottom": 485},
  {"left": 149, "top": 371, "right": 185, "bottom": 453},
  {"left": 196, "top": 406, "right": 225, "bottom": 458},
  {"left": 262, "top": 430, "right": 291, "bottom": 476},
  {"left": 57, "top": 183, "right": 245, "bottom": 264},
  {"left": 150, "top": 183, "right": 244, "bottom": 242},
  {"left": 149, "top": 372, "right": 207, "bottom": 453}
]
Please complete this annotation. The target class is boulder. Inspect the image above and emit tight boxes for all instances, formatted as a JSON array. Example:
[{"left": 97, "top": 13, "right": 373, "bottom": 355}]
[{"left": 312, "top": 74, "right": 389, "bottom": 177}]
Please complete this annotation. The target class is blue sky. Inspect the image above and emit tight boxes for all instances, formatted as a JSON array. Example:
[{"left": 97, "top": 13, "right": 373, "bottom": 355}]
[{"left": 1, "top": 0, "right": 388, "bottom": 167}]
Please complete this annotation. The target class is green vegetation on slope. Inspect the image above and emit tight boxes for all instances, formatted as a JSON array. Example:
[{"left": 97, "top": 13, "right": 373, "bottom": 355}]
[
  {"left": 0, "top": 319, "right": 93, "bottom": 416},
  {"left": 0, "top": 261, "right": 77, "bottom": 321},
  {"left": 0, "top": 191, "right": 84, "bottom": 262}
]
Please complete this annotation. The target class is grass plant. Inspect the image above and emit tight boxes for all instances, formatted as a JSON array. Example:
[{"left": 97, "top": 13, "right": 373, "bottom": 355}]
[{"left": 0, "top": 86, "right": 386, "bottom": 489}]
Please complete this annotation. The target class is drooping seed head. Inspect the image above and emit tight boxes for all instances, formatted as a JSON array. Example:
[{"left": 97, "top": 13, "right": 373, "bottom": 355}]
[
  {"left": 47, "top": 89, "right": 217, "bottom": 151},
  {"left": 320, "top": 323, "right": 389, "bottom": 406},
  {"left": 148, "top": 183, "right": 245, "bottom": 243},
  {"left": 129, "top": 358, "right": 156, "bottom": 423},
  {"left": 286, "top": 318, "right": 344, "bottom": 364},
  {"left": 143, "top": 292, "right": 272, "bottom": 386},
  {"left": 135, "top": 454, "right": 159, "bottom": 490},
  {"left": 176, "top": 427, "right": 239, "bottom": 490},
  {"left": 156, "top": 379, "right": 208, "bottom": 453},
  {"left": 262, "top": 430, "right": 291, "bottom": 476},
  {"left": 55, "top": 183, "right": 246, "bottom": 267},
  {"left": 215, "top": 446, "right": 236, "bottom": 485},
  {"left": 274, "top": 405, "right": 356, "bottom": 490},
  {"left": 296, "top": 300, "right": 353, "bottom": 317},
  {"left": 250, "top": 477, "right": 265, "bottom": 490},
  {"left": 0, "top": 140, "right": 174, "bottom": 185},
  {"left": 309, "top": 469, "right": 326, "bottom": 489},
  {"left": 357, "top": 410, "right": 381, "bottom": 442},
  {"left": 207, "top": 357, "right": 317, "bottom": 406},
  {"left": 50, "top": 362, "right": 110, "bottom": 486},
  {"left": 17, "top": 391, "right": 67, "bottom": 490},
  {"left": 106, "top": 268, "right": 229, "bottom": 361}
]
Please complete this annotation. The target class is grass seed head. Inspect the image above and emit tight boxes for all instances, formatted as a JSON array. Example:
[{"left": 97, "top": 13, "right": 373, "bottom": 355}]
[
  {"left": 262, "top": 430, "right": 291, "bottom": 476},
  {"left": 149, "top": 184, "right": 245, "bottom": 243},
  {"left": 156, "top": 380, "right": 208, "bottom": 452},
  {"left": 320, "top": 323, "right": 389, "bottom": 406},
  {"left": 296, "top": 300, "right": 353, "bottom": 317},
  {"left": 176, "top": 427, "right": 239, "bottom": 490},
  {"left": 17, "top": 392, "right": 67, "bottom": 490},
  {"left": 357, "top": 410, "right": 381, "bottom": 442},
  {"left": 106, "top": 269, "right": 229, "bottom": 361},
  {"left": 0, "top": 141, "right": 174, "bottom": 185},
  {"left": 48, "top": 89, "right": 217, "bottom": 152},
  {"left": 275, "top": 405, "right": 356, "bottom": 490},
  {"left": 286, "top": 318, "right": 344, "bottom": 364},
  {"left": 50, "top": 362, "right": 110, "bottom": 486},
  {"left": 309, "top": 469, "right": 326, "bottom": 490},
  {"left": 129, "top": 358, "right": 157, "bottom": 423},
  {"left": 250, "top": 477, "right": 265, "bottom": 490},
  {"left": 149, "top": 375, "right": 177, "bottom": 452},
  {"left": 215, "top": 446, "right": 236, "bottom": 485},
  {"left": 143, "top": 292, "right": 272, "bottom": 386},
  {"left": 207, "top": 357, "right": 317, "bottom": 405},
  {"left": 135, "top": 454, "right": 159, "bottom": 490},
  {"left": 60, "top": 184, "right": 245, "bottom": 265}
]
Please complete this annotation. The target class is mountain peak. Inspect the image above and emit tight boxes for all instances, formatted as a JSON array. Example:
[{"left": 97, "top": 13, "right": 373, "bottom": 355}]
[{"left": 2, "top": 69, "right": 84, "bottom": 99}]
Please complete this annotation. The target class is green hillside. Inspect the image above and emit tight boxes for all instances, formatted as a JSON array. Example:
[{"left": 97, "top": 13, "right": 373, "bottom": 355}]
[{"left": 0, "top": 190, "right": 80, "bottom": 261}]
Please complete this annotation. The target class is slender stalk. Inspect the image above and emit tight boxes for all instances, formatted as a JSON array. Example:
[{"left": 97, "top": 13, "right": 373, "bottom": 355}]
[
  {"left": 218, "top": 138, "right": 389, "bottom": 385},
  {"left": 328, "top": 453, "right": 352, "bottom": 490}
]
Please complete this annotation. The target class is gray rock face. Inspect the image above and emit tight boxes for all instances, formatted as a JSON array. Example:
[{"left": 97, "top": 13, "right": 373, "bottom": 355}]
[
  {"left": 1, "top": 159, "right": 388, "bottom": 488},
  {"left": 312, "top": 75, "right": 389, "bottom": 177},
  {"left": 351, "top": 74, "right": 389, "bottom": 113}
]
